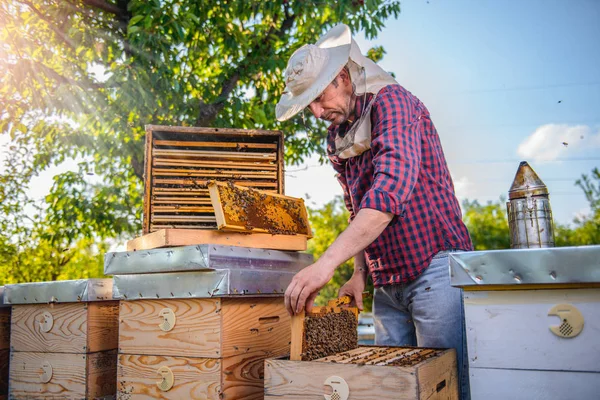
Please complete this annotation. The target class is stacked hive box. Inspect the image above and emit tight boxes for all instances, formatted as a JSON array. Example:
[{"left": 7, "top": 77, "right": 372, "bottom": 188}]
[
  {"left": 4, "top": 279, "right": 118, "bottom": 399},
  {"left": 105, "top": 244, "right": 312, "bottom": 399},
  {"left": 265, "top": 346, "right": 458, "bottom": 399},
  {"left": 0, "top": 287, "right": 10, "bottom": 400},
  {"left": 450, "top": 245, "right": 600, "bottom": 399}
]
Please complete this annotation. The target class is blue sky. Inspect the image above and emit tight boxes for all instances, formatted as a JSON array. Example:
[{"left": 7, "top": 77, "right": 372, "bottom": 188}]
[{"left": 286, "top": 0, "right": 600, "bottom": 225}]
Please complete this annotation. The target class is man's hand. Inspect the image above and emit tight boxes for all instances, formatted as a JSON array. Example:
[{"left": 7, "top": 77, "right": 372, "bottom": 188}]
[
  {"left": 338, "top": 272, "right": 367, "bottom": 311},
  {"left": 284, "top": 262, "right": 335, "bottom": 315}
]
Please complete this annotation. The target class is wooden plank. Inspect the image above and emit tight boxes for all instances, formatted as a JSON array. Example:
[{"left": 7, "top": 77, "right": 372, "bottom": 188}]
[
  {"left": 10, "top": 303, "right": 88, "bottom": 353},
  {"left": 416, "top": 349, "right": 458, "bottom": 400},
  {"left": 264, "top": 359, "right": 419, "bottom": 399},
  {"left": 208, "top": 181, "right": 311, "bottom": 236},
  {"left": 9, "top": 351, "right": 87, "bottom": 399},
  {"left": 87, "top": 301, "right": 119, "bottom": 353},
  {"left": 221, "top": 297, "right": 290, "bottom": 359},
  {"left": 152, "top": 198, "right": 213, "bottom": 204},
  {"left": 151, "top": 205, "right": 215, "bottom": 213},
  {"left": 117, "top": 354, "right": 221, "bottom": 400},
  {"left": 154, "top": 178, "right": 277, "bottom": 188},
  {"left": 87, "top": 350, "right": 118, "bottom": 399},
  {"left": 289, "top": 312, "right": 305, "bottom": 361},
  {"left": 152, "top": 168, "right": 277, "bottom": 180},
  {"left": 221, "top": 351, "right": 269, "bottom": 400},
  {"left": 152, "top": 148, "right": 277, "bottom": 161},
  {"left": 118, "top": 299, "right": 221, "bottom": 358},
  {"left": 126, "top": 229, "right": 307, "bottom": 252},
  {"left": 154, "top": 158, "right": 278, "bottom": 170},
  {"left": 277, "top": 132, "right": 284, "bottom": 195},
  {"left": 151, "top": 224, "right": 217, "bottom": 230},
  {"left": 145, "top": 125, "right": 282, "bottom": 137},
  {"left": 470, "top": 367, "right": 600, "bottom": 400},
  {"left": 151, "top": 215, "right": 217, "bottom": 222},
  {"left": 144, "top": 125, "right": 155, "bottom": 234},
  {"left": 0, "top": 349, "right": 8, "bottom": 399},
  {"left": 0, "top": 309, "right": 9, "bottom": 350},
  {"left": 463, "top": 289, "right": 600, "bottom": 372},
  {"left": 154, "top": 139, "right": 278, "bottom": 149}
]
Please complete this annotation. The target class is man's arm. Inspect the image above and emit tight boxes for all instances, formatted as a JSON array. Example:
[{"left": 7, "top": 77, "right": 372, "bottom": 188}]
[{"left": 284, "top": 208, "right": 392, "bottom": 315}]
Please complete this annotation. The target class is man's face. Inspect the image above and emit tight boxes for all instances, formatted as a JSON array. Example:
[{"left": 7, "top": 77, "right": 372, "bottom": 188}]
[{"left": 307, "top": 71, "right": 354, "bottom": 126}]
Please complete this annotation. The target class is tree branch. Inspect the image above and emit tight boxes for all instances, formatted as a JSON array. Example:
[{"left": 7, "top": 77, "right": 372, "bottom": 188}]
[
  {"left": 195, "top": 9, "right": 296, "bottom": 126},
  {"left": 81, "top": 0, "right": 127, "bottom": 18},
  {"left": 18, "top": 0, "right": 77, "bottom": 52}
]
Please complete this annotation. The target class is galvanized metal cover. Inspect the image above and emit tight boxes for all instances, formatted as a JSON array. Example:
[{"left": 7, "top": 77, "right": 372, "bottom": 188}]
[
  {"left": 450, "top": 245, "right": 600, "bottom": 287},
  {"left": 4, "top": 279, "right": 113, "bottom": 304},
  {"left": 104, "top": 244, "right": 313, "bottom": 275},
  {"left": 0, "top": 286, "right": 8, "bottom": 308},
  {"left": 112, "top": 268, "right": 297, "bottom": 300}
]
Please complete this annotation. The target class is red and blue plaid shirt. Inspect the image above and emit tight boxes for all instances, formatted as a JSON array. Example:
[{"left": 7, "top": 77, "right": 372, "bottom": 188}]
[{"left": 327, "top": 84, "right": 473, "bottom": 287}]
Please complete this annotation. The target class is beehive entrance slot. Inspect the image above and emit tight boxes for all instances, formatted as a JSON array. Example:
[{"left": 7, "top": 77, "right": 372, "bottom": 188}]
[{"left": 436, "top": 379, "right": 446, "bottom": 392}]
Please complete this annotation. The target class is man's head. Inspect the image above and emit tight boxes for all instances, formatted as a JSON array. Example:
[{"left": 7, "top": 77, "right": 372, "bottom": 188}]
[
  {"left": 275, "top": 25, "right": 353, "bottom": 123},
  {"left": 306, "top": 67, "right": 355, "bottom": 125}
]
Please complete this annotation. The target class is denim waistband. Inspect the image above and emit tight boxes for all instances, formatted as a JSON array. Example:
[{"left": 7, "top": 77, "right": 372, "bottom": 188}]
[{"left": 433, "top": 249, "right": 465, "bottom": 259}]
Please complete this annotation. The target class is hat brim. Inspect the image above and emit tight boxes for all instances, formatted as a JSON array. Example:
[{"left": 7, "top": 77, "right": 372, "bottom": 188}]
[
  {"left": 276, "top": 24, "right": 353, "bottom": 122},
  {"left": 275, "top": 45, "right": 349, "bottom": 122}
]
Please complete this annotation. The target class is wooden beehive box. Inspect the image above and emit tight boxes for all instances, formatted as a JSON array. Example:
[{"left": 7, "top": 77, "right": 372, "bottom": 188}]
[
  {"left": 117, "top": 296, "right": 290, "bottom": 399},
  {"left": 0, "top": 287, "right": 10, "bottom": 400},
  {"left": 265, "top": 346, "right": 458, "bottom": 400},
  {"left": 450, "top": 247, "right": 600, "bottom": 399},
  {"left": 4, "top": 279, "right": 118, "bottom": 399},
  {"left": 143, "top": 125, "right": 285, "bottom": 234}
]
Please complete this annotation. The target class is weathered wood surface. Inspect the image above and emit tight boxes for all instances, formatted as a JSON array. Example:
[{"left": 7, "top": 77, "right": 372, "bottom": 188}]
[
  {"left": 209, "top": 181, "right": 311, "bottom": 236},
  {"left": 470, "top": 367, "right": 600, "bottom": 400},
  {"left": 0, "top": 349, "right": 8, "bottom": 399},
  {"left": 86, "top": 350, "right": 118, "bottom": 399},
  {"left": 118, "top": 299, "right": 221, "bottom": 358},
  {"left": 265, "top": 359, "right": 418, "bottom": 399},
  {"left": 0, "top": 309, "right": 10, "bottom": 350},
  {"left": 416, "top": 348, "right": 458, "bottom": 400},
  {"left": 126, "top": 228, "right": 307, "bottom": 252},
  {"left": 117, "top": 354, "right": 221, "bottom": 400},
  {"left": 221, "top": 297, "right": 290, "bottom": 358},
  {"left": 265, "top": 348, "right": 458, "bottom": 400},
  {"left": 10, "top": 301, "right": 119, "bottom": 353},
  {"left": 87, "top": 301, "right": 119, "bottom": 353},
  {"left": 9, "top": 350, "right": 116, "bottom": 399},
  {"left": 464, "top": 288, "right": 600, "bottom": 371},
  {"left": 221, "top": 351, "right": 268, "bottom": 400},
  {"left": 11, "top": 303, "right": 88, "bottom": 353}
]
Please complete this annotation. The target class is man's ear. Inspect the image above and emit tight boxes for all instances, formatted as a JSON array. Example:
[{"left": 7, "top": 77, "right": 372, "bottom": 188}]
[{"left": 338, "top": 67, "right": 351, "bottom": 85}]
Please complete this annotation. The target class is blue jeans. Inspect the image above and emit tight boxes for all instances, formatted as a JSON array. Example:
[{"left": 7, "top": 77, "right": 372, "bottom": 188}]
[{"left": 373, "top": 252, "right": 470, "bottom": 400}]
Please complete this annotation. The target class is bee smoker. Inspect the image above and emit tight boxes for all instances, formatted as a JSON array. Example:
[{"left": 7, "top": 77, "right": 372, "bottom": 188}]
[{"left": 507, "top": 161, "right": 555, "bottom": 249}]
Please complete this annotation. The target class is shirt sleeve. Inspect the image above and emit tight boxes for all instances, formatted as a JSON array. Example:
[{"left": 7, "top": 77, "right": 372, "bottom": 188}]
[{"left": 359, "top": 88, "right": 423, "bottom": 216}]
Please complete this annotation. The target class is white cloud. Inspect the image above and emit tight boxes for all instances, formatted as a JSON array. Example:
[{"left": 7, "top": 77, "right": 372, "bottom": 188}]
[
  {"left": 452, "top": 175, "right": 473, "bottom": 200},
  {"left": 517, "top": 124, "right": 600, "bottom": 162}
]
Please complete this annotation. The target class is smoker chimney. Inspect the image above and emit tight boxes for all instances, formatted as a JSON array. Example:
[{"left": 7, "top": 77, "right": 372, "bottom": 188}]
[{"left": 506, "top": 161, "right": 555, "bottom": 249}]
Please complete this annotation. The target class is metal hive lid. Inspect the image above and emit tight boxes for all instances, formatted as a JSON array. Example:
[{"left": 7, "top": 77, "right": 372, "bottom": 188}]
[
  {"left": 4, "top": 279, "right": 113, "bottom": 304},
  {"left": 450, "top": 245, "right": 600, "bottom": 287},
  {"left": 508, "top": 161, "right": 549, "bottom": 199},
  {"left": 104, "top": 244, "right": 313, "bottom": 275}
]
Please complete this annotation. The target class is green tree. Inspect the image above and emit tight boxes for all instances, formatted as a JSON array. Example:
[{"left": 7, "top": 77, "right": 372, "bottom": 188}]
[
  {"left": 308, "top": 196, "right": 374, "bottom": 311},
  {"left": 0, "top": 0, "right": 400, "bottom": 283},
  {"left": 556, "top": 168, "right": 600, "bottom": 246},
  {"left": 462, "top": 198, "right": 511, "bottom": 250}
]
